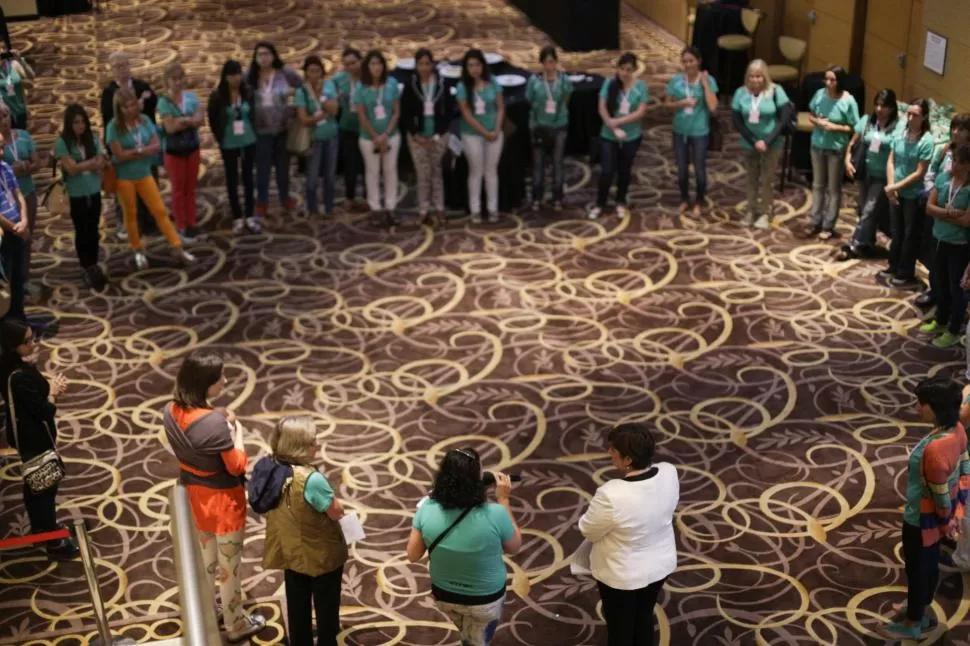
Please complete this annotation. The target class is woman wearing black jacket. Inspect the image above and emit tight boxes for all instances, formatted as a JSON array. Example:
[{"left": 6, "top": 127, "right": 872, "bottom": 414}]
[
  {"left": 208, "top": 60, "right": 260, "bottom": 235},
  {"left": 0, "top": 319, "right": 77, "bottom": 560},
  {"left": 401, "top": 48, "right": 452, "bottom": 228}
]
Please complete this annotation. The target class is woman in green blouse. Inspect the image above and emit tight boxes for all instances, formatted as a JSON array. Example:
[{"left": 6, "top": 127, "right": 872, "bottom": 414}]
[{"left": 0, "top": 102, "right": 38, "bottom": 291}]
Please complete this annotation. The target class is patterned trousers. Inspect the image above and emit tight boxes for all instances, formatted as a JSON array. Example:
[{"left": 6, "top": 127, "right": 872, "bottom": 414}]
[
  {"left": 199, "top": 528, "right": 245, "bottom": 632},
  {"left": 407, "top": 133, "right": 446, "bottom": 214}
]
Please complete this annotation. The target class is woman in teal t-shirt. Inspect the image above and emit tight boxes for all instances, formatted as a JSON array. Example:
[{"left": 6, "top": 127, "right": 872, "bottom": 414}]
[
  {"left": 354, "top": 49, "right": 401, "bottom": 228},
  {"left": 526, "top": 46, "right": 572, "bottom": 211},
  {"left": 883, "top": 98, "right": 935, "bottom": 289},
  {"left": 406, "top": 448, "right": 521, "bottom": 646},
  {"left": 0, "top": 102, "right": 38, "bottom": 290},
  {"left": 334, "top": 48, "right": 365, "bottom": 209},
  {"left": 53, "top": 104, "right": 109, "bottom": 291},
  {"left": 591, "top": 52, "right": 649, "bottom": 221},
  {"left": 0, "top": 44, "right": 33, "bottom": 130},
  {"left": 457, "top": 48, "right": 505, "bottom": 224},
  {"left": 295, "top": 55, "right": 339, "bottom": 216},
  {"left": 665, "top": 46, "right": 719, "bottom": 218}
]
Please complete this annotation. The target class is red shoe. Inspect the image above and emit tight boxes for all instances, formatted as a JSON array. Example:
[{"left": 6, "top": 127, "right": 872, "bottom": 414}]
[
  {"left": 283, "top": 197, "right": 297, "bottom": 212},
  {"left": 255, "top": 203, "right": 268, "bottom": 217}
]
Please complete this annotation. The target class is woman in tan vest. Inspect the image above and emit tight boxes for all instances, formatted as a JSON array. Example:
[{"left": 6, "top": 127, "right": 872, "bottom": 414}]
[{"left": 260, "top": 415, "right": 348, "bottom": 646}]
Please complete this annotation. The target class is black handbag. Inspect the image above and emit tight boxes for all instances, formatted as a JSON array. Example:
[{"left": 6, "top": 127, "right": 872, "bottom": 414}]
[
  {"left": 708, "top": 113, "right": 724, "bottom": 152},
  {"left": 163, "top": 95, "right": 200, "bottom": 157},
  {"left": 849, "top": 130, "right": 868, "bottom": 182}
]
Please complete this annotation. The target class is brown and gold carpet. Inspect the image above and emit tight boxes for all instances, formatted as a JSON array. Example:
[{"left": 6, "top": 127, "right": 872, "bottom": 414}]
[{"left": 0, "top": 0, "right": 969, "bottom": 644}]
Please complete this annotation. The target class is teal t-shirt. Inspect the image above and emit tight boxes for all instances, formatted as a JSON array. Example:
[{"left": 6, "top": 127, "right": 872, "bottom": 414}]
[
  {"left": 892, "top": 131, "right": 935, "bottom": 199},
  {"left": 525, "top": 73, "right": 573, "bottom": 130},
  {"left": 158, "top": 91, "right": 201, "bottom": 154},
  {"left": 413, "top": 499, "right": 515, "bottom": 597},
  {"left": 303, "top": 471, "right": 335, "bottom": 513},
  {"left": 3, "top": 130, "right": 35, "bottom": 195},
  {"left": 106, "top": 114, "right": 157, "bottom": 181},
  {"left": 665, "top": 73, "right": 719, "bottom": 137},
  {"left": 808, "top": 89, "right": 860, "bottom": 151},
  {"left": 932, "top": 171, "right": 970, "bottom": 244},
  {"left": 352, "top": 77, "right": 400, "bottom": 142},
  {"left": 854, "top": 115, "right": 903, "bottom": 180},
  {"left": 53, "top": 136, "right": 103, "bottom": 198},
  {"left": 221, "top": 100, "right": 257, "bottom": 150},
  {"left": 731, "top": 86, "right": 790, "bottom": 152},
  {"left": 334, "top": 71, "right": 361, "bottom": 133},
  {"left": 456, "top": 81, "right": 500, "bottom": 137},
  {"left": 295, "top": 81, "right": 339, "bottom": 142},
  {"left": 416, "top": 79, "right": 440, "bottom": 137},
  {"left": 0, "top": 63, "right": 25, "bottom": 117},
  {"left": 598, "top": 79, "right": 649, "bottom": 143}
]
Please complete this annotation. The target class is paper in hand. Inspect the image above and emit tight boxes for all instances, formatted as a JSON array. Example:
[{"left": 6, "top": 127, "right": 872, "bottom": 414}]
[
  {"left": 570, "top": 539, "right": 593, "bottom": 576},
  {"left": 339, "top": 512, "right": 366, "bottom": 544}
]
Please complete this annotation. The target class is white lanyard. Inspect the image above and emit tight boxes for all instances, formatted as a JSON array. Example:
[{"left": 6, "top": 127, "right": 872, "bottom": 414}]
[
  {"left": 949, "top": 181, "right": 965, "bottom": 208},
  {"left": 683, "top": 75, "right": 699, "bottom": 97},
  {"left": 749, "top": 91, "right": 764, "bottom": 113},
  {"left": 420, "top": 78, "right": 435, "bottom": 101},
  {"left": 543, "top": 76, "right": 557, "bottom": 101},
  {"left": 133, "top": 125, "right": 143, "bottom": 148},
  {"left": 349, "top": 79, "right": 357, "bottom": 107},
  {"left": 261, "top": 72, "right": 275, "bottom": 95},
  {"left": 8, "top": 131, "right": 17, "bottom": 162},
  {"left": 77, "top": 142, "right": 87, "bottom": 161},
  {"left": 376, "top": 84, "right": 384, "bottom": 106},
  {"left": 180, "top": 92, "right": 189, "bottom": 114}
]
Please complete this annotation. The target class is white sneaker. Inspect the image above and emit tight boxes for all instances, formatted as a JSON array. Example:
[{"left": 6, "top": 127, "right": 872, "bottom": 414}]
[
  {"left": 245, "top": 217, "right": 262, "bottom": 233},
  {"left": 470, "top": 213, "right": 483, "bottom": 224},
  {"left": 134, "top": 252, "right": 148, "bottom": 270},
  {"left": 179, "top": 229, "right": 197, "bottom": 244},
  {"left": 754, "top": 214, "right": 771, "bottom": 230},
  {"left": 487, "top": 212, "right": 500, "bottom": 224},
  {"left": 587, "top": 206, "right": 602, "bottom": 220},
  {"left": 117, "top": 228, "right": 128, "bottom": 241},
  {"left": 232, "top": 219, "right": 246, "bottom": 235},
  {"left": 616, "top": 204, "right": 630, "bottom": 218},
  {"left": 178, "top": 249, "right": 196, "bottom": 265},
  {"left": 741, "top": 213, "right": 755, "bottom": 227}
]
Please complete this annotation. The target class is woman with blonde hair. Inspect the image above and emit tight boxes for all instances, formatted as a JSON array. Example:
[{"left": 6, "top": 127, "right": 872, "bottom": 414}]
[
  {"left": 730, "top": 59, "right": 792, "bottom": 229},
  {"left": 250, "top": 415, "right": 347, "bottom": 646},
  {"left": 158, "top": 61, "right": 204, "bottom": 242},
  {"left": 106, "top": 86, "right": 194, "bottom": 269}
]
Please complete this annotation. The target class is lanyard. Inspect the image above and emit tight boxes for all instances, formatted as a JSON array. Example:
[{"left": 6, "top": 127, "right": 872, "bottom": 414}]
[
  {"left": 261, "top": 72, "right": 276, "bottom": 96},
  {"left": 683, "top": 74, "right": 699, "bottom": 97},
  {"left": 376, "top": 84, "right": 384, "bottom": 106},
  {"left": 133, "top": 125, "right": 143, "bottom": 148},
  {"left": 232, "top": 96, "right": 242, "bottom": 119},
  {"left": 543, "top": 75, "right": 558, "bottom": 100},
  {"left": 421, "top": 78, "right": 436, "bottom": 101},
  {"left": 749, "top": 90, "right": 764, "bottom": 114},
  {"left": 8, "top": 131, "right": 16, "bottom": 162},
  {"left": 949, "top": 180, "right": 965, "bottom": 207}
]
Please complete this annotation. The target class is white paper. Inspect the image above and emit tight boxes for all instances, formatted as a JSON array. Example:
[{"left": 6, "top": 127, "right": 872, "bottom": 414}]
[
  {"left": 868, "top": 132, "right": 881, "bottom": 153},
  {"left": 374, "top": 105, "right": 386, "bottom": 120},
  {"left": 544, "top": 100, "right": 556, "bottom": 115},
  {"left": 570, "top": 540, "right": 592, "bottom": 576},
  {"left": 924, "top": 31, "right": 947, "bottom": 76},
  {"left": 448, "top": 134, "right": 463, "bottom": 157},
  {"left": 339, "top": 512, "right": 366, "bottom": 544},
  {"left": 232, "top": 120, "right": 244, "bottom": 136}
]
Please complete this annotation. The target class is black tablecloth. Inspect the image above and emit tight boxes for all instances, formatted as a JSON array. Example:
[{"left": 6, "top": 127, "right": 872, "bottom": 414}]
[
  {"left": 509, "top": 0, "right": 618, "bottom": 52},
  {"left": 692, "top": 3, "right": 745, "bottom": 96}
]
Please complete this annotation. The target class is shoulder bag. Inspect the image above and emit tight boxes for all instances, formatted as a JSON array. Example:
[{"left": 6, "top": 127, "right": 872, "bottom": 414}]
[
  {"left": 42, "top": 156, "right": 69, "bottom": 217},
  {"left": 427, "top": 506, "right": 473, "bottom": 555},
  {"left": 162, "top": 96, "right": 200, "bottom": 157},
  {"left": 849, "top": 121, "right": 869, "bottom": 183},
  {"left": 8, "top": 370, "right": 64, "bottom": 494},
  {"left": 286, "top": 85, "right": 315, "bottom": 157},
  {"left": 773, "top": 87, "right": 797, "bottom": 134}
]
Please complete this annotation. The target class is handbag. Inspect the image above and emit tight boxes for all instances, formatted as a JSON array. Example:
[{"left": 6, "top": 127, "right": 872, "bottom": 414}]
[
  {"left": 162, "top": 95, "right": 200, "bottom": 157},
  {"left": 42, "top": 158, "right": 69, "bottom": 217},
  {"left": 773, "top": 88, "right": 797, "bottom": 134},
  {"left": 849, "top": 128, "right": 868, "bottom": 182},
  {"left": 708, "top": 113, "right": 724, "bottom": 152},
  {"left": 286, "top": 84, "right": 315, "bottom": 157},
  {"left": 427, "top": 506, "right": 473, "bottom": 555},
  {"left": 8, "top": 370, "right": 64, "bottom": 494}
]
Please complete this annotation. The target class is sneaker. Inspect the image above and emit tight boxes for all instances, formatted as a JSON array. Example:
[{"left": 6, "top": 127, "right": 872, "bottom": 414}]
[
  {"left": 186, "top": 226, "right": 205, "bottom": 242},
  {"left": 84, "top": 266, "right": 107, "bottom": 292},
  {"left": 245, "top": 217, "right": 262, "bottom": 234},
  {"left": 134, "top": 252, "right": 149, "bottom": 270},
  {"left": 227, "top": 613, "right": 266, "bottom": 643},
  {"left": 470, "top": 213, "right": 483, "bottom": 224},
  {"left": 255, "top": 203, "right": 268, "bottom": 218},
  {"left": 934, "top": 331, "right": 960, "bottom": 348},
  {"left": 174, "top": 249, "right": 196, "bottom": 265},
  {"left": 615, "top": 204, "right": 630, "bottom": 218},
  {"left": 919, "top": 320, "right": 945, "bottom": 335},
  {"left": 46, "top": 539, "right": 80, "bottom": 561},
  {"left": 487, "top": 212, "right": 500, "bottom": 224},
  {"left": 232, "top": 219, "right": 246, "bottom": 235},
  {"left": 531, "top": 201, "right": 541, "bottom": 212},
  {"left": 881, "top": 621, "right": 921, "bottom": 640},
  {"left": 179, "top": 228, "right": 197, "bottom": 244},
  {"left": 741, "top": 213, "right": 755, "bottom": 227},
  {"left": 754, "top": 214, "right": 771, "bottom": 230},
  {"left": 587, "top": 206, "right": 602, "bottom": 220},
  {"left": 116, "top": 227, "right": 128, "bottom": 242},
  {"left": 915, "top": 291, "right": 936, "bottom": 308}
]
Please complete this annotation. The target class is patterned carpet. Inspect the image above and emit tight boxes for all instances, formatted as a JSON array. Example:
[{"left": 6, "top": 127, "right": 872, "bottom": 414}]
[{"left": 0, "top": 0, "right": 969, "bottom": 644}]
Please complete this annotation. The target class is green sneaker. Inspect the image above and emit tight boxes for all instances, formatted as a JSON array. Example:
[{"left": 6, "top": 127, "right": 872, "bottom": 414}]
[
  {"left": 919, "top": 320, "right": 944, "bottom": 334},
  {"left": 933, "top": 331, "right": 960, "bottom": 348}
]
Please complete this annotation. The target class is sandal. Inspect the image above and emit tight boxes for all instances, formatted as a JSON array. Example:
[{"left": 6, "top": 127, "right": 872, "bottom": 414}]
[
  {"left": 802, "top": 224, "right": 822, "bottom": 238},
  {"left": 227, "top": 613, "right": 266, "bottom": 643}
]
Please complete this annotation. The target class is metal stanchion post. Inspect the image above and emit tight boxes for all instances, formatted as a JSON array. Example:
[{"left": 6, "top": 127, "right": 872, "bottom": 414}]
[{"left": 72, "top": 519, "right": 137, "bottom": 646}]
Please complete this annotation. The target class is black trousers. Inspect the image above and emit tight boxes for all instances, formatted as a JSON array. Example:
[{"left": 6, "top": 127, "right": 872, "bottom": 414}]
[
  {"left": 23, "top": 481, "right": 59, "bottom": 534},
  {"left": 11, "top": 111, "right": 26, "bottom": 131},
  {"left": 933, "top": 239, "right": 970, "bottom": 333},
  {"left": 284, "top": 565, "right": 343, "bottom": 646},
  {"left": 339, "top": 130, "right": 363, "bottom": 201},
  {"left": 887, "top": 196, "right": 925, "bottom": 281},
  {"left": 1, "top": 232, "right": 26, "bottom": 321},
  {"left": 69, "top": 193, "right": 102, "bottom": 269},
  {"left": 597, "top": 577, "right": 666, "bottom": 646},
  {"left": 902, "top": 522, "right": 940, "bottom": 622},
  {"left": 221, "top": 145, "right": 255, "bottom": 220},
  {"left": 597, "top": 137, "right": 642, "bottom": 208}
]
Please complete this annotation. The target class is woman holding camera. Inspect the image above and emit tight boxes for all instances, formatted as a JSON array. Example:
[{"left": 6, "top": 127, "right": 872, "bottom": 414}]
[{"left": 406, "top": 448, "right": 521, "bottom": 646}]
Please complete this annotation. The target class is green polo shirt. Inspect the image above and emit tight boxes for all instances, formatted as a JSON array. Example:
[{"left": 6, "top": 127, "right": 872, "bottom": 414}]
[
  {"left": 666, "top": 73, "right": 719, "bottom": 137},
  {"left": 352, "top": 78, "right": 400, "bottom": 142},
  {"left": 526, "top": 73, "right": 573, "bottom": 130},
  {"left": 106, "top": 114, "right": 157, "bottom": 181},
  {"left": 809, "top": 89, "right": 860, "bottom": 151},
  {"left": 295, "top": 81, "right": 339, "bottom": 141},
  {"left": 457, "top": 81, "right": 500, "bottom": 137},
  {"left": 221, "top": 101, "right": 257, "bottom": 150},
  {"left": 53, "top": 136, "right": 103, "bottom": 198},
  {"left": 0, "top": 63, "right": 25, "bottom": 118},
  {"left": 598, "top": 79, "right": 649, "bottom": 143},
  {"left": 3, "top": 129, "right": 35, "bottom": 195},
  {"left": 333, "top": 70, "right": 361, "bottom": 133},
  {"left": 731, "top": 86, "right": 790, "bottom": 152},
  {"left": 158, "top": 91, "right": 201, "bottom": 154},
  {"left": 854, "top": 115, "right": 903, "bottom": 180},
  {"left": 892, "top": 131, "right": 935, "bottom": 199},
  {"left": 932, "top": 171, "right": 970, "bottom": 244}
]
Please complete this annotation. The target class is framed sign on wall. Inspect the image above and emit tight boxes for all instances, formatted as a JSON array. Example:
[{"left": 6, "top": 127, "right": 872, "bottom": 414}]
[{"left": 923, "top": 30, "right": 947, "bottom": 76}]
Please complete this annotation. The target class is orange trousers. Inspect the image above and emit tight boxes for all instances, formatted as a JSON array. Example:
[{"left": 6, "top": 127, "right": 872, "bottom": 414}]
[{"left": 116, "top": 176, "right": 182, "bottom": 250}]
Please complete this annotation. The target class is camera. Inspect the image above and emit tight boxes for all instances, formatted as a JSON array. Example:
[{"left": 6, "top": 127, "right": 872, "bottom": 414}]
[{"left": 482, "top": 472, "right": 522, "bottom": 487}]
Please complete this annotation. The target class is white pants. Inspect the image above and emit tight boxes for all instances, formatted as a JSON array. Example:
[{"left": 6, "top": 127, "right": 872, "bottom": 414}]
[
  {"left": 359, "top": 133, "right": 401, "bottom": 211},
  {"left": 462, "top": 132, "right": 503, "bottom": 216}
]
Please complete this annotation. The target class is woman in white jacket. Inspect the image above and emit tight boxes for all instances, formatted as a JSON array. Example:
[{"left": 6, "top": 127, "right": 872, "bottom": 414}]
[{"left": 578, "top": 423, "right": 679, "bottom": 646}]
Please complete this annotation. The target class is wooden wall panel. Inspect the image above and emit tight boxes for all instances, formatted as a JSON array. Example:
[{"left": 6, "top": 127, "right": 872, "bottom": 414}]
[
  {"left": 806, "top": 6, "right": 854, "bottom": 71},
  {"left": 917, "top": 0, "right": 970, "bottom": 110}
]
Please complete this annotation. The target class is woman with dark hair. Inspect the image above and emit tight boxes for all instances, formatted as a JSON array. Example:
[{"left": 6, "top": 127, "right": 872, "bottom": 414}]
[
  {"left": 839, "top": 88, "right": 902, "bottom": 261},
  {"left": 590, "top": 52, "right": 648, "bottom": 221},
  {"left": 163, "top": 351, "right": 265, "bottom": 643},
  {"left": 526, "top": 45, "right": 573, "bottom": 212},
  {"left": 665, "top": 46, "right": 718, "bottom": 217},
  {"left": 54, "top": 103, "right": 109, "bottom": 290},
  {"left": 354, "top": 49, "right": 401, "bottom": 227},
  {"left": 457, "top": 48, "right": 505, "bottom": 224},
  {"left": 881, "top": 98, "right": 935, "bottom": 290},
  {"left": 805, "top": 64, "right": 860, "bottom": 240},
  {"left": 334, "top": 47, "right": 365, "bottom": 209},
  {"left": 208, "top": 60, "right": 259, "bottom": 235},
  {"left": 406, "top": 448, "right": 521, "bottom": 646},
  {"left": 295, "top": 55, "right": 339, "bottom": 217},
  {"left": 159, "top": 62, "right": 204, "bottom": 243},
  {"left": 0, "top": 319, "right": 77, "bottom": 560},
  {"left": 579, "top": 423, "right": 679, "bottom": 646},
  {"left": 0, "top": 41, "right": 34, "bottom": 130},
  {"left": 0, "top": 102, "right": 39, "bottom": 292},
  {"left": 401, "top": 47, "right": 451, "bottom": 227},
  {"left": 247, "top": 41, "right": 302, "bottom": 218}
]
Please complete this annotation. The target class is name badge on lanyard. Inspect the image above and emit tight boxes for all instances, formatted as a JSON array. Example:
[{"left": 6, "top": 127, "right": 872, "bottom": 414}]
[
  {"left": 423, "top": 81, "right": 435, "bottom": 117},
  {"left": 260, "top": 73, "right": 275, "bottom": 107},
  {"left": 133, "top": 128, "right": 143, "bottom": 149},
  {"left": 232, "top": 103, "right": 245, "bottom": 135},
  {"left": 868, "top": 129, "right": 881, "bottom": 154},
  {"left": 373, "top": 85, "right": 386, "bottom": 120},
  {"left": 5, "top": 78, "right": 13, "bottom": 97},
  {"left": 949, "top": 181, "right": 964, "bottom": 209},
  {"left": 618, "top": 88, "right": 631, "bottom": 115},
  {"left": 748, "top": 91, "right": 763, "bottom": 124},
  {"left": 474, "top": 89, "right": 486, "bottom": 116},
  {"left": 318, "top": 91, "right": 328, "bottom": 123},
  {"left": 544, "top": 77, "right": 557, "bottom": 115},
  {"left": 8, "top": 132, "right": 17, "bottom": 162},
  {"left": 683, "top": 77, "right": 695, "bottom": 115}
]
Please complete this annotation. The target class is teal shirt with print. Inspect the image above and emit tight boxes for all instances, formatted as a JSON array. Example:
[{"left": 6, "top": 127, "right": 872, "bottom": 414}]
[
  {"left": 3, "top": 130, "right": 35, "bottom": 195},
  {"left": 157, "top": 91, "right": 201, "bottom": 154},
  {"left": 526, "top": 73, "right": 573, "bottom": 130},
  {"left": 808, "top": 89, "right": 860, "bottom": 151},
  {"left": 457, "top": 81, "right": 501, "bottom": 137},
  {"left": 53, "top": 136, "right": 103, "bottom": 198},
  {"left": 413, "top": 498, "right": 515, "bottom": 597},
  {"left": 295, "top": 81, "right": 339, "bottom": 142},
  {"left": 333, "top": 71, "right": 361, "bottom": 133},
  {"left": 932, "top": 171, "right": 970, "bottom": 244},
  {"left": 892, "top": 131, "right": 935, "bottom": 199},
  {"left": 598, "top": 79, "right": 649, "bottom": 143},
  {"left": 0, "top": 63, "right": 25, "bottom": 118},
  {"left": 106, "top": 114, "right": 157, "bottom": 181},
  {"left": 854, "top": 115, "right": 903, "bottom": 180},
  {"left": 665, "top": 73, "right": 719, "bottom": 137},
  {"left": 221, "top": 101, "right": 257, "bottom": 150},
  {"left": 352, "top": 77, "right": 400, "bottom": 142},
  {"left": 731, "top": 85, "right": 790, "bottom": 152}
]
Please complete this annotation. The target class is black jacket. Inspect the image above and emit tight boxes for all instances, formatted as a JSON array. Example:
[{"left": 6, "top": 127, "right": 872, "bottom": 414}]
[
  {"left": 207, "top": 86, "right": 256, "bottom": 149},
  {"left": 100, "top": 78, "right": 157, "bottom": 140},
  {"left": 400, "top": 74, "right": 455, "bottom": 137},
  {"left": 3, "top": 362, "right": 57, "bottom": 462}
]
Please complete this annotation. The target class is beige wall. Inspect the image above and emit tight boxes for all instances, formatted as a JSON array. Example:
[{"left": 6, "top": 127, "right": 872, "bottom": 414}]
[
  {"left": 916, "top": 0, "right": 970, "bottom": 110},
  {"left": 784, "top": 0, "right": 858, "bottom": 72}
]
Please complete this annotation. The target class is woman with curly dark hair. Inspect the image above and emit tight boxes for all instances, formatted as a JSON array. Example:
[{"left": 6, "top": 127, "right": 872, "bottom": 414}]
[{"left": 406, "top": 448, "right": 521, "bottom": 646}]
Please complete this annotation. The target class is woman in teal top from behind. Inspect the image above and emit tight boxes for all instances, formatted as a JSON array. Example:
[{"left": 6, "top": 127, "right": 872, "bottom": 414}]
[
  {"left": 526, "top": 46, "right": 573, "bottom": 212},
  {"left": 407, "top": 448, "right": 521, "bottom": 646},
  {"left": 806, "top": 65, "right": 860, "bottom": 239},
  {"left": 0, "top": 102, "right": 38, "bottom": 290},
  {"left": 295, "top": 55, "right": 339, "bottom": 217},
  {"left": 590, "top": 52, "right": 649, "bottom": 221},
  {"left": 457, "top": 48, "right": 505, "bottom": 224},
  {"left": 665, "top": 46, "right": 719, "bottom": 218}
]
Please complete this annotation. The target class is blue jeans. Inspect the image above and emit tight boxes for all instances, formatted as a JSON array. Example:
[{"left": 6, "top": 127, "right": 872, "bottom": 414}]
[
  {"left": 306, "top": 137, "right": 339, "bottom": 214},
  {"left": 532, "top": 127, "right": 568, "bottom": 203},
  {"left": 810, "top": 147, "right": 845, "bottom": 231},
  {"left": 255, "top": 133, "right": 290, "bottom": 205},
  {"left": 850, "top": 176, "right": 888, "bottom": 251},
  {"left": 673, "top": 133, "right": 709, "bottom": 203},
  {"left": 597, "top": 137, "right": 642, "bottom": 207}
]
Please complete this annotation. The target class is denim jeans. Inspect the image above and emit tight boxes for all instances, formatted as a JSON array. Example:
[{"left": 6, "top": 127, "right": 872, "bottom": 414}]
[
  {"left": 597, "top": 137, "right": 642, "bottom": 207},
  {"left": 673, "top": 133, "right": 709, "bottom": 204},
  {"left": 851, "top": 176, "right": 888, "bottom": 251},
  {"left": 933, "top": 239, "right": 970, "bottom": 334},
  {"left": 255, "top": 132, "right": 290, "bottom": 205},
  {"left": 887, "top": 195, "right": 924, "bottom": 280},
  {"left": 306, "top": 137, "right": 339, "bottom": 215},
  {"left": 532, "top": 127, "right": 567, "bottom": 203},
  {"left": 810, "top": 147, "right": 845, "bottom": 231},
  {"left": 435, "top": 597, "right": 504, "bottom": 646}
]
